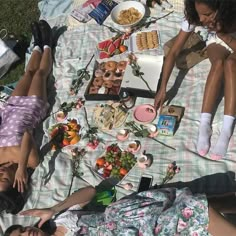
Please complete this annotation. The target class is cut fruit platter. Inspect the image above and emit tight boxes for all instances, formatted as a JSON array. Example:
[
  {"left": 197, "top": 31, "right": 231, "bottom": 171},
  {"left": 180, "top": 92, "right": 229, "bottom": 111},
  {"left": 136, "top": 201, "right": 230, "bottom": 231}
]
[
  {"left": 97, "top": 34, "right": 129, "bottom": 59},
  {"left": 95, "top": 143, "right": 137, "bottom": 180}
]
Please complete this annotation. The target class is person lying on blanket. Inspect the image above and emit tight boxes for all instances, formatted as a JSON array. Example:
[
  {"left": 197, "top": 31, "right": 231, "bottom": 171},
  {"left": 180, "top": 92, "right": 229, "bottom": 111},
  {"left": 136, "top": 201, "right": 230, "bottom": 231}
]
[
  {"left": 0, "top": 20, "right": 53, "bottom": 214},
  {"left": 154, "top": 0, "right": 236, "bottom": 159},
  {"left": 4, "top": 186, "right": 236, "bottom": 236}
]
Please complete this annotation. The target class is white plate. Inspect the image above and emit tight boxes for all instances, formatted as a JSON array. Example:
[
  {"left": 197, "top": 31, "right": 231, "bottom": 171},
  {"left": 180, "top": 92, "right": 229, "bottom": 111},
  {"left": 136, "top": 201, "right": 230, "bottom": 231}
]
[
  {"left": 121, "top": 54, "right": 163, "bottom": 93},
  {"left": 128, "top": 27, "right": 161, "bottom": 53}
]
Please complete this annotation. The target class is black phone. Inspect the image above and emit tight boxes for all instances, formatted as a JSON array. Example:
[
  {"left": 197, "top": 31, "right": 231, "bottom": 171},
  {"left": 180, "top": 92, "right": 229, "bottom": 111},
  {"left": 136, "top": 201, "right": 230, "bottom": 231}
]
[{"left": 137, "top": 175, "right": 153, "bottom": 192}]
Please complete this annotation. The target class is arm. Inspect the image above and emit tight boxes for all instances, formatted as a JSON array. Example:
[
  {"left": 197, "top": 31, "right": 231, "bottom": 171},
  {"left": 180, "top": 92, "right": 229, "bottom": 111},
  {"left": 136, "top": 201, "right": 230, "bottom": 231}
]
[
  {"left": 154, "top": 30, "right": 192, "bottom": 109},
  {"left": 13, "top": 130, "right": 33, "bottom": 192},
  {"left": 20, "top": 186, "right": 96, "bottom": 228}
]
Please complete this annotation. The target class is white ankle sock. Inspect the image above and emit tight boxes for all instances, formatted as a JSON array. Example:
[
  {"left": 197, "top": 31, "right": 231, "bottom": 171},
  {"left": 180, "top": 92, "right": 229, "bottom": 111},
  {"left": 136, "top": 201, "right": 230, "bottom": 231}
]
[
  {"left": 44, "top": 45, "right": 51, "bottom": 50},
  {"left": 211, "top": 115, "right": 235, "bottom": 160},
  {"left": 197, "top": 113, "right": 212, "bottom": 156},
  {"left": 33, "top": 46, "right": 42, "bottom": 53}
]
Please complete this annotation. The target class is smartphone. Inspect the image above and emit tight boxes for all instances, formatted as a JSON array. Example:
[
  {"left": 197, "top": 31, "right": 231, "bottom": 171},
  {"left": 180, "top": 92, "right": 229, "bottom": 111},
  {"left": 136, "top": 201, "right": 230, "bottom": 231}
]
[{"left": 137, "top": 175, "right": 153, "bottom": 192}]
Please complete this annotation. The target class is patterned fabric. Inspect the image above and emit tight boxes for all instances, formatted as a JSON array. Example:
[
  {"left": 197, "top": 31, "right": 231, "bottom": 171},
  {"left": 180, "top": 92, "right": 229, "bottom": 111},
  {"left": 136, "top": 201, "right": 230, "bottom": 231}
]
[
  {"left": 55, "top": 188, "right": 210, "bottom": 236},
  {"left": 0, "top": 96, "right": 48, "bottom": 147}
]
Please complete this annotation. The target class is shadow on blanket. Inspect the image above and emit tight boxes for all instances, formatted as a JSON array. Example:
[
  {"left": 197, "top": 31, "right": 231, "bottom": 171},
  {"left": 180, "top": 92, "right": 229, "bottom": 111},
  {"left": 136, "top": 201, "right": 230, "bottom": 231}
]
[{"left": 152, "top": 171, "right": 236, "bottom": 196}]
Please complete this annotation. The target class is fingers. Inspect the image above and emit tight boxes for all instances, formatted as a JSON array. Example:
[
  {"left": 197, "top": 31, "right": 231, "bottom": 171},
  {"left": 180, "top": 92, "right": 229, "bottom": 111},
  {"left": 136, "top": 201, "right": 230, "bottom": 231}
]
[
  {"left": 13, "top": 179, "right": 27, "bottom": 193},
  {"left": 38, "top": 219, "right": 46, "bottom": 228},
  {"left": 20, "top": 209, "right": 38, "bottom": 216}
]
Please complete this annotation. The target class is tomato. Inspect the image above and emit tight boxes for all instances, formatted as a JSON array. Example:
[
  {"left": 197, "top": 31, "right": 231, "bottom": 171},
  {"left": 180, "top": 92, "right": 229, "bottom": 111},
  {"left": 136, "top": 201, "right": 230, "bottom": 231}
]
[
  {"left": 96, "top": 158, "right": 105, "bottom": 166},
  {"left": 119, "top": 168, "right": 128, "bottom": 176}
]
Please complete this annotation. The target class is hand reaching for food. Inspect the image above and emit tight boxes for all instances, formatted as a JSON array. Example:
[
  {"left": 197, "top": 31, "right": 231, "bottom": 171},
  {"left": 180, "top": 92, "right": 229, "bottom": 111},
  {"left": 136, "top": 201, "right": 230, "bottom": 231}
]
[{"left": 154, "top": 87, "right": 166, "bottom": 111}]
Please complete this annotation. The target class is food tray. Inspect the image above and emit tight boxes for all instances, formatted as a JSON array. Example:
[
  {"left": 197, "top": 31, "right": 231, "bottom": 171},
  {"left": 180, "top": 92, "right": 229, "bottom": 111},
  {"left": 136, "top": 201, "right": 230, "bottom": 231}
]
[
  {"left": 84, "top": 58, "right": 128, "bottom": 101},
  {"left": 93, "top": 144, "right": 137, "bottom": 181},
  {"left": 128, "top": 27, "right": 161, "bottom": 53}
]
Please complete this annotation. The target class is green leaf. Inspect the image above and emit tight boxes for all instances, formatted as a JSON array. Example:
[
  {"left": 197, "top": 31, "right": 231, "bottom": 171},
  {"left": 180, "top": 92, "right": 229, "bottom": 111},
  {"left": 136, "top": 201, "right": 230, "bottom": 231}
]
[
  {"left": 77, "top": 69, "right": 84, "bottom": 77},
  {"left": 84, "top": 72, "right": 90, "bottom": 81}
]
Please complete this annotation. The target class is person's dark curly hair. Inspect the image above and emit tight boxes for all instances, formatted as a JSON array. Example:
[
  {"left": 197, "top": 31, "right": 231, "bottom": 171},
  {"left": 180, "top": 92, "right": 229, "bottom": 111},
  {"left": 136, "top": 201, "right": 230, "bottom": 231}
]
[
  {"left": 0, "top": 188, "right": 25, "bottom": 214},
  {"left": 4, "top": 225, "right": 23, "bottom": 236},
  {"left": 0, "top": 166, "right": 34, "bottom": 214},
  {"left": 184, "top": 0, "right": 236, "bottom": 33}
]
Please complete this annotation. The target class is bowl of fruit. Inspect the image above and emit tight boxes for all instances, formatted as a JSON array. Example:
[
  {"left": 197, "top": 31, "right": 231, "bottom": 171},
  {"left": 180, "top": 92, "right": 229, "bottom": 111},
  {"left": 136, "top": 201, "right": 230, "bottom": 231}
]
[
  {"left": 49, "top": 119, "right": 81, "bottom": 150},
  {"left": 95, "top": 143, "right": 137, "bottom": 180}
]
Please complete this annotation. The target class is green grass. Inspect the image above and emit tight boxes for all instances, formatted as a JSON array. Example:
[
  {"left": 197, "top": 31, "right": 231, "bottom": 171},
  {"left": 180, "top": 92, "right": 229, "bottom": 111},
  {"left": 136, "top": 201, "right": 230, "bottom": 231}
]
[{"left": 0, "top": 0, "right": 40, "bottom": 86}]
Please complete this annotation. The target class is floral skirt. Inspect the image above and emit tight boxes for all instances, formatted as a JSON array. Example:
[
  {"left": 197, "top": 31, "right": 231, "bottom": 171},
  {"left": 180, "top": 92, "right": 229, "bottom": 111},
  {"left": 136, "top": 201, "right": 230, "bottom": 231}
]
[{"left": 75, "top": 187, "right": 210, "bottom": 236}]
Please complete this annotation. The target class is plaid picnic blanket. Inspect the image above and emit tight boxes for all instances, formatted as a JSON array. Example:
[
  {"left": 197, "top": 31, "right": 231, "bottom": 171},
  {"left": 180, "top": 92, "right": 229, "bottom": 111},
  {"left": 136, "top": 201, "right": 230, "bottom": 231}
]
[{"left": 1, "top": 0, "right": 236, "bottom": 233}]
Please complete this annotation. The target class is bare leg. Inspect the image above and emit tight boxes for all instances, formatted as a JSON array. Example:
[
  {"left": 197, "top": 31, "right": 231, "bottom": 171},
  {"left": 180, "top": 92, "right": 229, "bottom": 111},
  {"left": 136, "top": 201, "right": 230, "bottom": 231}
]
[
  {"left": 224, "top": 53, "right": 236, "bottom": 116},
  {"left": 210, "top": 53, "right": 236, "bottom": 159},
  {"left": 197, "top": 44, "right": 229, "bottom": 156},
  {"left": 202, "top": 44, "right": 229, "bottom": 113},
  {"left": 208, "top": 205, "right": 236, "bottom": 236},
  {"left": 27, "top": 48, "right": 52, "bottom": 102},
  {"left": 11, "top": 50, "right": 42, "bottom": 97}
]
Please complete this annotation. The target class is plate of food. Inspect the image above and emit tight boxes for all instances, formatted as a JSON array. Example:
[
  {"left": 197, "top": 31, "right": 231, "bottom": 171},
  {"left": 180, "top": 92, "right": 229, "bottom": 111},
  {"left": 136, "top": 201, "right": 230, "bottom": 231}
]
[
  {"left": 84, "top": 58, "right": 129, "bottom": 100},
  {"left": 97, "top": 35, "right": 128, "bottom": 59},
  {"left": 110, "top": 1, "right": 145, "bottom": 28},
  {"left": 95, "top": 143, "right": 137, "bottom": 180},
  {"left": 48, "top": 119, "right": 81, "bottom": 150},
  {"left": 128, "top": 28, "right": 161, "bottom": 52}
]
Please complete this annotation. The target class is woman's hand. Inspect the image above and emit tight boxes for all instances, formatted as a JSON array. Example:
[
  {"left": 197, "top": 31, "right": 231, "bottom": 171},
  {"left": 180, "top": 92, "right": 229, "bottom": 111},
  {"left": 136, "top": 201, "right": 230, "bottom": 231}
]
[
  {"left": 13, "top": 167, "right": 28, "bottom": 193},
  {"left": 20, "top": 208, "right": 55, "bottom": 228},
  {"left": 154, "top": 87, "right": 166, "bottom": 111}
]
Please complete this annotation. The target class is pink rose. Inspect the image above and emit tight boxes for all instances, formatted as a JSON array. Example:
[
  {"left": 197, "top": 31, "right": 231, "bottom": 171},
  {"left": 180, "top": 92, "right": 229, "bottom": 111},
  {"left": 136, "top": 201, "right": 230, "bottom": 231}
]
[
  {"left": 106, "top": 222, "right": 116, "bottom": 230},
  {"left": 175, "top": 167, "right": 181, "bottom": 173},
  {"left": 182, "top": 207, "right": 193, "bottom": 219},
  {"left": 87, "top": 139, "right": 99, "bottom": 150},
  {"left": 125, "top": 211, "right": 132, "bottom": 216},
  {"left": 80, "top": 226, "right": 88, "bottom": 234},
  {"left": 168, "top": 163, "right": 174, "bottom": 169},
  {"left": 138, "top": 212, "right": 144, "bottom": 217},
  {"left": 154, "top": 225, "right": 162, "bottom": 234},
  {"left": 192, "top": 233, "right": 198, "bottom": 236}
]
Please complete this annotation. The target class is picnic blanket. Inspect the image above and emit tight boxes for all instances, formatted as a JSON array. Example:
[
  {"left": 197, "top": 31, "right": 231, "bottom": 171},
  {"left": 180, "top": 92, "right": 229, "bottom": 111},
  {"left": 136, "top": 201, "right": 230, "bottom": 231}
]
[{"left": 1, "top": 0, "right": 236, "bottom": 233}]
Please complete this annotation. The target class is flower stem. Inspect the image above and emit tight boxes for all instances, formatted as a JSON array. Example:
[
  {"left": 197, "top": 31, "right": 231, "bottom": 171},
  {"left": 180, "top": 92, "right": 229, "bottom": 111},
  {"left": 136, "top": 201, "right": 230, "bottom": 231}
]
[
  {"left": 150, "top": 137, "right": 176, "bottom": 150},
  {"left": 139, "top": 74, "right": 154, "bottom": 97}
]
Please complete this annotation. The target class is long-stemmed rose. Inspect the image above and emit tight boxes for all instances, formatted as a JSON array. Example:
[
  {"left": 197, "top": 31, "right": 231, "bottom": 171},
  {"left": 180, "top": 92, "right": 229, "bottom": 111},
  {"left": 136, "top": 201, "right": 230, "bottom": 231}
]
[{"left": 160, "top": 161, "right": 181, "bottom": 186}]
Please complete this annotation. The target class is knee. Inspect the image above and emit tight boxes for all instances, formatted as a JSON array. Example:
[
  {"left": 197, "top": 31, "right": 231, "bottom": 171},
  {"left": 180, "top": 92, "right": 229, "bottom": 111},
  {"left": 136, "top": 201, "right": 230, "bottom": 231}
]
[
  {"left": 224, "top": 57, "right": 236, "bottom": 71},
  {"left": 211, "top": 59, "right": 225, "bottom": 71},
  {"left": 33, "top": 69, "right": 47, "bottom": 79},
  {"left": 24, "top": 70, "right": 36, "bottom": 78}
]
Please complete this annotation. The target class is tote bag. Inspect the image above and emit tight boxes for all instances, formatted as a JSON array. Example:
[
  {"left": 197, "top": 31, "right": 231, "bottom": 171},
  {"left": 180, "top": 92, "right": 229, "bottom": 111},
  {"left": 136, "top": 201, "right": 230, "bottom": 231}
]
[{"left": 0, "top": 30, "right": 19, "bottom": 79}]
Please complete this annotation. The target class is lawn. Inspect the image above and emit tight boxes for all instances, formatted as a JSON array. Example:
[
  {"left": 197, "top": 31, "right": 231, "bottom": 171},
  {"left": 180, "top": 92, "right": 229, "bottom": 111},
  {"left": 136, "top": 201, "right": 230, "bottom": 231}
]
[{"left": 0, "top": 0, "right": 40, "bottom": 86}]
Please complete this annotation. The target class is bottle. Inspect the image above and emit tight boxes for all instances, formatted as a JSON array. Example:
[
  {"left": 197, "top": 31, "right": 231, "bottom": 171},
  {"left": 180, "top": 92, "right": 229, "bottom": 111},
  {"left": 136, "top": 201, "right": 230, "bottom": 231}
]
[{"left": 120, "top": 91, "right": 136, "bottom": 109}]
